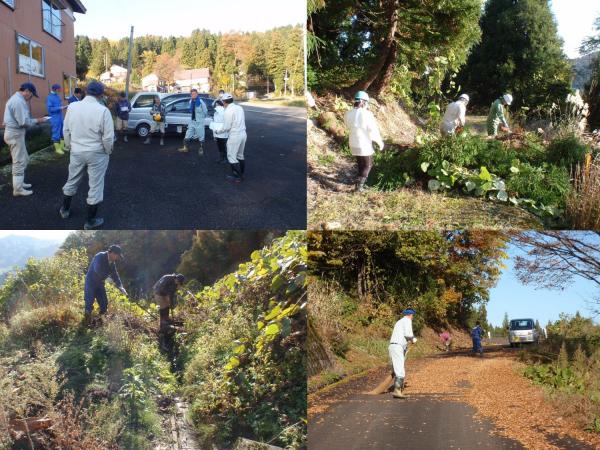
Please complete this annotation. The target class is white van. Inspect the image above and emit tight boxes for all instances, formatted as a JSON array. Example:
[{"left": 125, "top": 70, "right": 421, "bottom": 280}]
[{"left": 508, "top": 318, "right": 540, "bottom": 347}]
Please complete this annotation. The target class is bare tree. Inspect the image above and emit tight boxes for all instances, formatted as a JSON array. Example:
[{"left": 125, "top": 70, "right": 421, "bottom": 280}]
[{"left": 513, "top": 231, "right": 600, "bottom": 314}]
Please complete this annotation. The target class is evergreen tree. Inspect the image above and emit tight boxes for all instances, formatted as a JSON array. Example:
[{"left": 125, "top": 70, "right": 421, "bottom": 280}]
[
  {"left": 502, "top": 312, "right": 510, "bottom": 336},
  {"left": 75, "top": 35, "right": 92, "bottom": 79},
  {"left": 89, "top": 37, "right": 112, "bottom": 77},
  {"left": 458, "top": 0, "right": 571, "bottom": 111}
]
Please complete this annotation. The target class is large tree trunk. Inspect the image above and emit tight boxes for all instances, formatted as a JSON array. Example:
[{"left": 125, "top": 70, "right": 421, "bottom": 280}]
[
  {"left": 371, "top": 40, "right": 398, "bottom": 96},
  {"left": 348, "top": 0, "right": 399, "bottom": 94}
]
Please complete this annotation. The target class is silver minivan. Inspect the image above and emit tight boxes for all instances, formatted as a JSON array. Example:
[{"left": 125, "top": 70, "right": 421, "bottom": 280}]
[
  {"left": 127, "top": 92, "right": 213, "bottom": 138},
  {"left": 508, "top": 318, "right": 540, "bottom": 347}
]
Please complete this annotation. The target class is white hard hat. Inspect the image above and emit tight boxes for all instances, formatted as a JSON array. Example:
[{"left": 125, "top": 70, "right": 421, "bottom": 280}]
[
  {"left": 459, "top": 93, "right": 470, "bottom": 102},
  {"left": 503, "top": 94, "right": 513, "bottom": 105},
  {"left": 221, "top": 92, "right": 233, "bottom": 101}
]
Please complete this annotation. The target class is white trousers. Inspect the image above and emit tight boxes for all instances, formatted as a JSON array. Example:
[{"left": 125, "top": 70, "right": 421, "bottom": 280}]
[
  {"left": 226, "top": 131, "right": 247, "bottom": 164},
  {"left": 4, "top": 129, "right": 29, "bottom": 177},
  {"left": 185, "top": 120, "right": 205, "bottom": 142},
  {"left": 389, "top": 343, "right": 407, "bottom": 378},
  {"left": 62, "top": 151, "right": 110, "bottom": 205}
]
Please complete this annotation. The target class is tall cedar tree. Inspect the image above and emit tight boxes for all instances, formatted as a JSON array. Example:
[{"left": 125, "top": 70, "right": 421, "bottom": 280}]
[{"left": 457, "top": 0, "right": 571, "bottom": 110}]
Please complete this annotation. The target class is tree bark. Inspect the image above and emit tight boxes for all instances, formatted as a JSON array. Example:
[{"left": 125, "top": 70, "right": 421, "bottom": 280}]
[
  {"left": 371, "top": 40, "right": 398, "bottom": 96},
  {"left": 348, "top": 0, "right": 399, "bottom": 94}
]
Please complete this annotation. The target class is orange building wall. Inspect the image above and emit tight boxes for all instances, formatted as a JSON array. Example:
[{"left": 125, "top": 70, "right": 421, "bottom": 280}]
[{"left": 0, "top": 0, "right": 79, "bottom": 119}]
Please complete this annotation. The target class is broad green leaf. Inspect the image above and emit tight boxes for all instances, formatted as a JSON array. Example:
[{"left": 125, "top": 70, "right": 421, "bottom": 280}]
[
  {"left": 265, "top": 323, "right": 280, "bottom": 336},
  {"left": 233, "top": 344, "right": 245, "bottom": 354},
  {"left": 420, "top": 162, "right": 430, "bottom": 172},
  {"left": 264, "top": 304, "right": 282, "bottom": 321}
]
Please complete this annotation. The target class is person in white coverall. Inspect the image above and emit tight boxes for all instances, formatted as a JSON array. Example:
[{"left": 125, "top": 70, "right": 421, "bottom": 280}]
[
  {"left": 440, "top": 94, "right": 469, "bottom": 136},
  {"left": 344, "top": 91, "right": 384, "bottom": 192},
  {"left": 389, "top": 308, "right": 417, "bottom": 399},
  {"left": 209, "top": 93, "right": 246, "bottom": 183},
  {"left": 2, "top": 82, "right": 49, "bottom": 197},
  {"left": 59, "top": 81, "right": 114, "bottom": 230},
  {"left": 211, "top": 96, "right": 229, "bottom": 164}
]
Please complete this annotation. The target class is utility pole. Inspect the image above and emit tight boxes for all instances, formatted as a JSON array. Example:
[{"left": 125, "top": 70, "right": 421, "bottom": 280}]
[
  {"left": 125, "top": 26, "right": 134, "bottom": 98},
  {"left": 284, "top": 68, "right": 288, "bottom": 97}
]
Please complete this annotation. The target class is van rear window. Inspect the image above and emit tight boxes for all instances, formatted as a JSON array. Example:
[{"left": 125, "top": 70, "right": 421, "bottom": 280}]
[{"left": 510, "top": 320, "right": 534, "bottom": 330}]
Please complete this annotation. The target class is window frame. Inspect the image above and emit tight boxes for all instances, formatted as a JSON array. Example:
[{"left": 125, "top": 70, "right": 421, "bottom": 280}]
[
  {"left": 42, "top": 0, "right": 64, "bottom": 42},
  {"left": 16, "top": 33, "right": 45, "bottom": 78},
  {"left": 62, "top": 73, "right": 77, "bottom": 99},
  {"left": 1, "top": 0, "right": 15, "bottom": 10}
]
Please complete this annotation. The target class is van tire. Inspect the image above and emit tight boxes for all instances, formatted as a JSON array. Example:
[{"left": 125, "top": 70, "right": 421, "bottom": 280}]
[{"left": 137, "top": 124, "right": 151, "bottom": 138}]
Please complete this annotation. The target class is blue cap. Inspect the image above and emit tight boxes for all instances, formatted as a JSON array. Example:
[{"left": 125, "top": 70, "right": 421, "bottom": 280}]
[
  {"left": 403, "top": 309, "right": 416, "bottom": 315},
  {"left": 20, "top": 82, "right": 38, "bottom": 97},
  {"left": 86, "top": 81, "right": 105, "bottom": 96},
  {"left": 108, "top": 244, "right": 124, "bottom": 258},
  {"left": 51, "top": 83, "right": 61, "bottom": 91}
]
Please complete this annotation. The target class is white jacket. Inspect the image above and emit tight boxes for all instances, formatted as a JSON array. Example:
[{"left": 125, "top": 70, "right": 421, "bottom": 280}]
[
  {"left": 390, "top": 316, "right": 414, "bottom": 347},
  {"left": 344, "top": 107, "right": 383, "bottom": 156},
  {"left": 210, "top": 103, "right": 246, "bottom": 136},
  {"left": 441, "top": 100, "right": 466, "bottom": 134},
  {"left": 212, "top": 105, "right": 229, "bottom": 139},
  {"left": 64, "top": 96, "right": 114, "bottom": 154}
]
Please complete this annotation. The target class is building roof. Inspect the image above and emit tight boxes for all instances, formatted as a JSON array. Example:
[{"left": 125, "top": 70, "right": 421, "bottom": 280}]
[
  {"left": 110, "top": 65, "right": 128, "bottom": 74},
  {"left": 174, "top": 68, "right": 210, "bottom": 80},
  {"left": 58, "top": 0, "right": 86, "bottom": 14}
]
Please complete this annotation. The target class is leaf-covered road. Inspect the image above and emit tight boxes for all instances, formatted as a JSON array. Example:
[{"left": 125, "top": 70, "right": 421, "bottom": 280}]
[{"left": 308, "top": 346, "right": 599, "bottom": 449}]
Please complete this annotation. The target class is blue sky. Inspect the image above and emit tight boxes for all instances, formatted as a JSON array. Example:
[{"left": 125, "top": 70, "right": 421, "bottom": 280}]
[
  {"left": 0, "top": 231, "right": 72, "bottom": 242},
  {"left": 487, "top": 239, "right": 599, "bottom": 327},
  {"left": 551, "top": 0, "right": 600, "bottom": 58},
  {"left": 74, "top": 0, "right": 305, "bottom": 39}
]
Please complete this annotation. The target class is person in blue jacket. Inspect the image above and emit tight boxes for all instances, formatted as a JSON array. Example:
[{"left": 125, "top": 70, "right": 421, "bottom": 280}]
[
  {"left": 471, "top": 321, "right": 484, "bottom": 357},
  {"left": 178, "top": 89, "right": 208, "bottom": 154},
  {"left": 46, "top": 83, "right": 67, "bottom": 155},
  {"left": 67, "top": 87, "right": 83, "bottom": 104},
  {"left": 84, "top": 244, "right": 127, "bottom": 324}
]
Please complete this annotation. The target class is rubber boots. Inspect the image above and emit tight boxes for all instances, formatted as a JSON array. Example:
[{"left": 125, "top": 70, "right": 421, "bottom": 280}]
[
  {"left": 12, "top": 175, "right": 33, "bottom": 196},
  {"left": 356, "top": 176, "right": 368, "bottom": 192},
  {"left": 238, "top": 159, "right": 245, "bottom": 178},
  {"left": 198, "top": 141, "right": 204, "bottom": 156},
  {"left": 143, "top": 135, "right": 151, "bottom": 145},
  {"left": 84, "top": 203, "right": 104, "bottom": 230},
  {"left": 226, "top": 163, "right": 242, "bottom": 183},
  {"left": 83, "top": 311, "right": 92, "bottom": 327},
  {"left": 123, "top": 132, "right": 128, "bottom": 143},
  {"left": 178, "top": 139, "right": 190, "bottom": 153},
  {"left": 59, "top": 195, "right": 72, "bottom": 219},
  {"left": 54, "top": 141, "right": 64, "bottom": 155},
  {"left": 159, "top": 307, "right": 170, "bottom": 333},
  {"left": 60, "top": 139, "right": 68, "bottom": 152},
  {"left": 392, "top": 377, "right": 406, "bottom": 399}
]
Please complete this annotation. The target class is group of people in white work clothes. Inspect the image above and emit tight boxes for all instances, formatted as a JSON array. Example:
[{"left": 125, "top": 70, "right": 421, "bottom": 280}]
[
  {"left": 2, "top": 81, "right": 248, "bottom": 229},
  {"left": 344, "top": 90, "right": 514, "bottom": 191}
]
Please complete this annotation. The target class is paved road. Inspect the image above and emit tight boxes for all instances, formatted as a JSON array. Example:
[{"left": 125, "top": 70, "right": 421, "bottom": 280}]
[
  {"left": 0, "top": 105, "right": 306, "bottom": 229},
  {"left": 309, "top": 394, "right": 524, "bottom": 450}
]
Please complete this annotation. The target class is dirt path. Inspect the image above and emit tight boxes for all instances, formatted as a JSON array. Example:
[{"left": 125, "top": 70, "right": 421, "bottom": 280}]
[{"left": 309, "top": 346, "right": 600, "bottom": 449}]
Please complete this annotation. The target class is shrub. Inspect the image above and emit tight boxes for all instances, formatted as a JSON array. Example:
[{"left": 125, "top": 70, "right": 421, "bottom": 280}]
[
  {"left": 418, "top": 133, "right": 487, "bottom": 168},
  {"left": 547, "top": 133, "right": 590, "bottom": 169},
  {"left": 507, "top": 163, "right": 571, "bottom": 207},
  {"left": 473, "top": 139, "right": 517, "bottom": 178},
  {"left": 567, "top": 161, "right": 600, "bottom": 229},
  {"left": 371, "top": 146, "right": 422, "bottom": 191}
]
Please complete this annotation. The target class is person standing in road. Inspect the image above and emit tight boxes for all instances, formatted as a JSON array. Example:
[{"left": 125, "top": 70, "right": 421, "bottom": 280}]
[
  {"left": 440, "top": 94, "right": 469, "bottom": 136},
  {"left": 344, "top": 91, "right": 384, "bottom": 192},
  {"left": 46, "top": 83, "right": 67, "bottom": 155},
  {"left": 212, "top": 95, "right": 228, "bottom": 164},
  {"left": 471, "top": 321, "right": 484, "bottom": 357},
  {"left": 2, "top": 82, "right": 49, "bottom": 197},
  {"left": 59, "top": 81, "right": 114, "bottom": 230},
  {"left": 145, "top": 95, "right": 166, "bottom": 146},
  {"left": 83, "top": 244, "right": 127, "bottom": 325},
  {"left": 487, "top": 94, "right": 513, "bottom": 137},
  {"left": 153, "top": 273, "right": 185, "bottom": 333},
  {"left": 389, "top": 309, "right": 417, "bottom": 399},
  {"left": 179, "top": 89, "right": 208, "bottom": 154},
  {"left": 114, "top": 92, "right": 131, "bottom": 143},
  {"left": 67, "top": 88, "right": 84, "bottom": 104},
  {"left": 209, "top": 93, "right": 247, "bottom": 183}
]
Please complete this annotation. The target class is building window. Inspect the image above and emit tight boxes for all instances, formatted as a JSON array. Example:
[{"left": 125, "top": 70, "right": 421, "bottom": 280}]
[
  {"left": 63, "top": 74, "right": 77, "bottom": 98},
  {"left": 1, "top": 0, "right": 15, "bottom": 9},
  {"left": 17, "top": 34, "right": 45, "bottom": 78},
  {"left": 42, "top": 0, "right": 63, "bottom": 41}
]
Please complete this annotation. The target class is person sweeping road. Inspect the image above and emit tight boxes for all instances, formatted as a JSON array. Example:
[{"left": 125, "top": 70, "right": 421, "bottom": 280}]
[
  {"left": 344, "top": 91, "right": 384, "bottom": 192},
  {"left": 59, "top": 81, "right": 114, "bottom": 230},
  {"left": 153, "top": 273, "right": 185, "bottom": 334},
  {"left": 440, "top": 94, "right": 469, "bottom": 136},
  {"left": 179, "top": 89, "right": 208, "bottom": 154},
  {"left": 209, "top": 93, "right": 247, "bottom": 183},
  {"left": 389, "top": 308, "right": 417, "bottom": 399},
  {"left": 46, "top": 84, "right": 67, "bottom": 155},
  {"left": 83, "top": 245, "right": 127, "bottom": 326},
  {"left": 487, "top": 94, "right": 513, "bottom": 137},
  {"left": 2, "top": 82, "right": 49, "bottom": 197}
]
